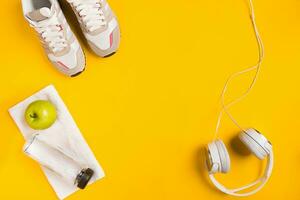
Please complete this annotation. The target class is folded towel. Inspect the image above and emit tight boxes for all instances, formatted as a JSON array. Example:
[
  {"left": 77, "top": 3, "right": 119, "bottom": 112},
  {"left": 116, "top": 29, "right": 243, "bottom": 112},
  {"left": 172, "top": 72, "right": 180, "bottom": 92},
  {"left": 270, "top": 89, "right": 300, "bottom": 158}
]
[{"left": 9, "top": 85, "right": 105, "bottom": 199}]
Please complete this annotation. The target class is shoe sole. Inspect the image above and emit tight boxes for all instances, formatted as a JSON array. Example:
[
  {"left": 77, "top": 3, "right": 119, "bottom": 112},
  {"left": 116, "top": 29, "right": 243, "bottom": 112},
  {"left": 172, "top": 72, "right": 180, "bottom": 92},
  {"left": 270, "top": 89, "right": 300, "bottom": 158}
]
[
  {"left": 103, "top": 51, "right": 116, "bottom": 58},
  {"left": 71, "top": 67, "right": 85, "bottom": 77}
]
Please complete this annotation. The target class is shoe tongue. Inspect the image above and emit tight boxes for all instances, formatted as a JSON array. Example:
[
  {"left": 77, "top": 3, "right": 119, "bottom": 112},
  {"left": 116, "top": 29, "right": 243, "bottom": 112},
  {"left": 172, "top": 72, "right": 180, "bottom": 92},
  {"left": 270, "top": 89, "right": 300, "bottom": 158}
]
[{"left": 27, "top": 7, "right": 52, "bottom": 22}]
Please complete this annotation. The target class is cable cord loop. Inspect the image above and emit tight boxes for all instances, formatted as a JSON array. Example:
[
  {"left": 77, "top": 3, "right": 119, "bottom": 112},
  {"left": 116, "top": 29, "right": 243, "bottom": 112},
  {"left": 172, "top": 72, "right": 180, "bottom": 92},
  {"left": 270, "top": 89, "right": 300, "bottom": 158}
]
[{"left": 214, "top": 0, "right": 264, "bottom": 139}]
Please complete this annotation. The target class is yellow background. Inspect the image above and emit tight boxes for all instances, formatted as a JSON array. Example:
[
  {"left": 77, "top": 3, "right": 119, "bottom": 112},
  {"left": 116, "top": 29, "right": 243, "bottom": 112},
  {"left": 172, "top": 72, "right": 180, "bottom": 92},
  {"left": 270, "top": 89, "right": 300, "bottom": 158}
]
[{"left": 0, "top": 0, "right": 299, "bottom": 199}]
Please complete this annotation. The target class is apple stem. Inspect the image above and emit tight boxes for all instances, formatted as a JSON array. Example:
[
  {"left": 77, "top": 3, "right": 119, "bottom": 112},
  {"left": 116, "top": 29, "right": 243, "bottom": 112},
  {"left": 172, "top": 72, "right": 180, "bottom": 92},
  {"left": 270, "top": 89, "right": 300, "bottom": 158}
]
[{"left": 30, "top": 113, "right": 38, "bottom": 118}]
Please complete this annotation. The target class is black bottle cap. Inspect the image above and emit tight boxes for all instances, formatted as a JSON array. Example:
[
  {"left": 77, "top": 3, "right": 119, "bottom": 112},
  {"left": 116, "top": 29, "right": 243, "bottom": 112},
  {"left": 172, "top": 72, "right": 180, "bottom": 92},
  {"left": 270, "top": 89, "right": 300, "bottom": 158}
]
[{"left": 76, "top": 168, "right": 94, "bottom": 189}]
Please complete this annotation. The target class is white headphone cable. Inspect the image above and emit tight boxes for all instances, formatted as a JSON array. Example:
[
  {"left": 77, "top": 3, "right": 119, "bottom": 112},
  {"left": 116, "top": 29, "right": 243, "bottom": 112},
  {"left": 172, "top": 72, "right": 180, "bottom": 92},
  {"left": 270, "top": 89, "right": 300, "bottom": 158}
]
[
  {"left": 208, "top": 150, "right": 273, "bottom": 196},
  {"left": 213, "top": 0, "right": 264, "bottom": 139}
]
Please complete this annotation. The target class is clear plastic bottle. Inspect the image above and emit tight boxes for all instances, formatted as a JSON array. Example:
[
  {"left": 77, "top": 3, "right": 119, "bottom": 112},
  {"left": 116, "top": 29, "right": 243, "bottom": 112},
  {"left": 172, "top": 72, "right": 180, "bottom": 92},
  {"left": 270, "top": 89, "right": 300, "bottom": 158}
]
[{"left": 23, "top": 134, "right": 94, "bottom": 189}]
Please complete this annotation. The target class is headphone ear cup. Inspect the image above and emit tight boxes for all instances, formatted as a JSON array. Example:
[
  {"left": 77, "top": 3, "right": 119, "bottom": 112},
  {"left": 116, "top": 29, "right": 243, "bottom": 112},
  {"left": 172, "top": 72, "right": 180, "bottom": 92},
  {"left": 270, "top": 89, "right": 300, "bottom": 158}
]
[
  {"left": 207, "top": 142, "right": 221, "bottom": 174},
  {"left": 239, "top": 130, "right": 267, "bottom": 160},
  {"left": 215, "top": 140, "right": 230, "bottom": 173}
]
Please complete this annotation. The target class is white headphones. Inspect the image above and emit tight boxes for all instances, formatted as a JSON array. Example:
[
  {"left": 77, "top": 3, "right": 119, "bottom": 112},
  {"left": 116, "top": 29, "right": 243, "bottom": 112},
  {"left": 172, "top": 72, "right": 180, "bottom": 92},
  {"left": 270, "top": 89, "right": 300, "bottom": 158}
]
[
  {"left": 206, "top": 128, "right": 273, "bottom": 196},
  {"left": 203, "top": 0, "right": 274, "bottom": 196}
]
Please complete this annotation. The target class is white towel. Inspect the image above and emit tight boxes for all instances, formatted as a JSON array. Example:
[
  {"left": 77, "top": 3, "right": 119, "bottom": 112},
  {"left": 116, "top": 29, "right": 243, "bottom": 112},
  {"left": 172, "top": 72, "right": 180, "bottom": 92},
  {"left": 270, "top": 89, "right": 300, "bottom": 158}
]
[{"left": 9, "top": 85, "right": 105, "bottom": 199}]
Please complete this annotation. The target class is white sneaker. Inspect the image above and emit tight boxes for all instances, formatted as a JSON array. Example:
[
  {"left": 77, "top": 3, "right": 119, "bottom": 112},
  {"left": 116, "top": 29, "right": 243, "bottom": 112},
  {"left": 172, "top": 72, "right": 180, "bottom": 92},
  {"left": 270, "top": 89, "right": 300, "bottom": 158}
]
[
  {"left": 22, "top": 0, "right": 86, "bottom": 77},
  {"left": 67, "top": 0, "right": 120, "bottom": 57}
]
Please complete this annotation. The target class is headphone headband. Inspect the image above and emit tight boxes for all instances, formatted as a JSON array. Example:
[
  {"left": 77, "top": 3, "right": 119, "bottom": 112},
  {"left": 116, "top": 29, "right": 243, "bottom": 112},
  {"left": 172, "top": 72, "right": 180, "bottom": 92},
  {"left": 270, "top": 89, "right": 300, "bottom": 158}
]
[{"left": 208, "top": 150, "right": 273, "bottom": 197}]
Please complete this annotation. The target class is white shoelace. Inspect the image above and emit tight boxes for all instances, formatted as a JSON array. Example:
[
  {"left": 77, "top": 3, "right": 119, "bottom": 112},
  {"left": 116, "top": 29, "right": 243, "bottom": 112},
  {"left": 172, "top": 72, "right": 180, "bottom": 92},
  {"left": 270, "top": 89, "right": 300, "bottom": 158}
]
[
  {"left": 31, "top": 14, "right": 68, "bottom": 53},
  {"left": 68, "top": 0, "right": 106, "bottom": 32}
]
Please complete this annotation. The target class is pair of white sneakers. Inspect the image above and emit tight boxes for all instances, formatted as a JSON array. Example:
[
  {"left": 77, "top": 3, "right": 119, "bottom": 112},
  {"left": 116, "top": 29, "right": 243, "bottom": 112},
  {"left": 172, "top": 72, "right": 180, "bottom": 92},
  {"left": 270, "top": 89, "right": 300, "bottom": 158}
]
[{"left": 22, "top": 0, "right": 120, "bottom": 77}]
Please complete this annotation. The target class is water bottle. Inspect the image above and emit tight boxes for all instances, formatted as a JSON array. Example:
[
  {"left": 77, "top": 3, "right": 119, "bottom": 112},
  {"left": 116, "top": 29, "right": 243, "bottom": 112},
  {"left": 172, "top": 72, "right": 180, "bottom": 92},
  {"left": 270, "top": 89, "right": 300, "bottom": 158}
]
[{"left": 23, "top": 134, "right": 94, "bottom": 189}]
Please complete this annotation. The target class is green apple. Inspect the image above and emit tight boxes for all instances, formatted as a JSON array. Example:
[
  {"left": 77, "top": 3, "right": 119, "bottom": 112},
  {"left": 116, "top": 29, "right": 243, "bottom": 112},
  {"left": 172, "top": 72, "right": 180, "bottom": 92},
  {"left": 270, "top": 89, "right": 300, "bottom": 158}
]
[{"left": 25, "top": 100, "right": 57, "bottom": 130}]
